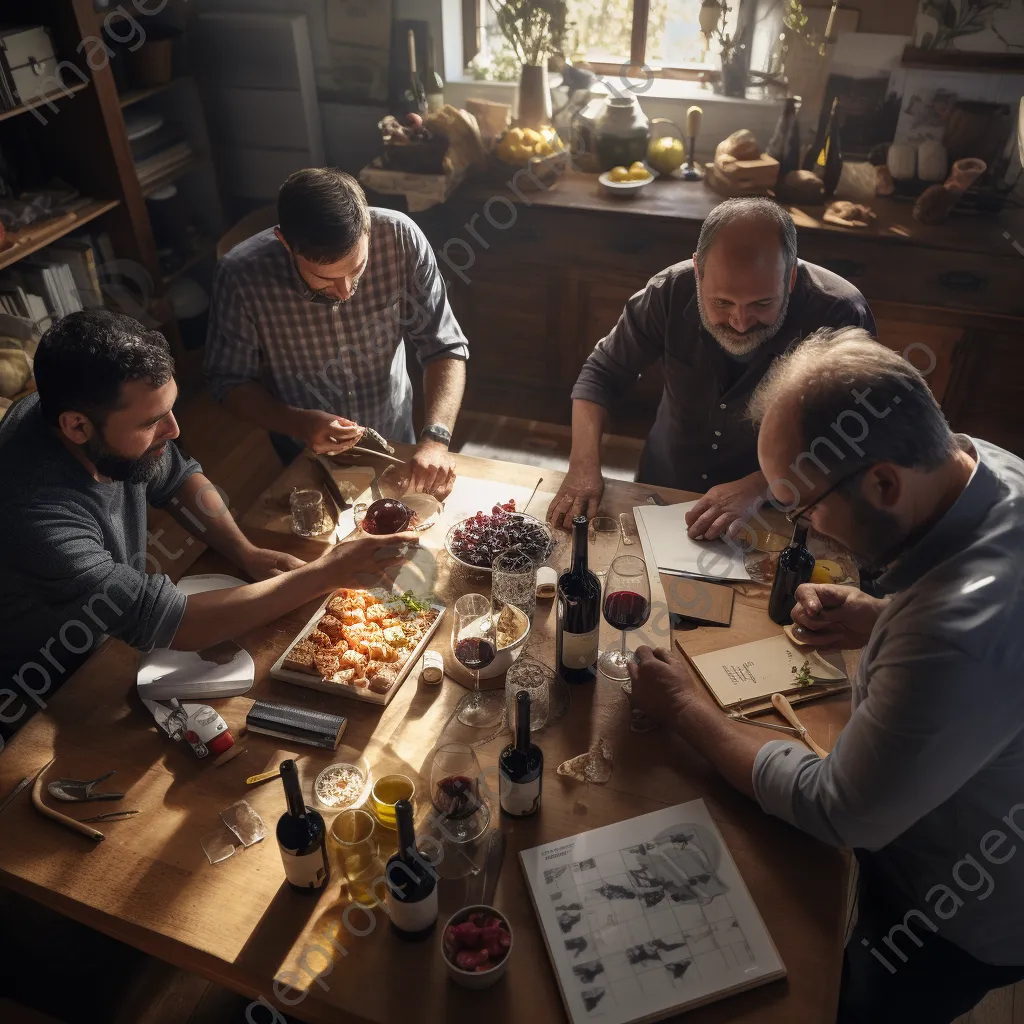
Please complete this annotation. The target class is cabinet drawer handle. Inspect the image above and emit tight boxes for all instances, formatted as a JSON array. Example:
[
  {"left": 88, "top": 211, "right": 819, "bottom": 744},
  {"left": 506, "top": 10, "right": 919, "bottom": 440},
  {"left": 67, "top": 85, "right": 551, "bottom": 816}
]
[
  {"left": 822, "top": 259, "right": 865, "bottom": 279},
  {"left": 938, "top": 270, "right": 987, "bottom": 292}
]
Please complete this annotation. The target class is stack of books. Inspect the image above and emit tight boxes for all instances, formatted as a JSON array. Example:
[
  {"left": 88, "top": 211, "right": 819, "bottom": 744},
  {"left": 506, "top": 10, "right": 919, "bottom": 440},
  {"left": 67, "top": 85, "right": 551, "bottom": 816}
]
[{"left": 128, "top": 115, "right": 194, "bottom": 193}]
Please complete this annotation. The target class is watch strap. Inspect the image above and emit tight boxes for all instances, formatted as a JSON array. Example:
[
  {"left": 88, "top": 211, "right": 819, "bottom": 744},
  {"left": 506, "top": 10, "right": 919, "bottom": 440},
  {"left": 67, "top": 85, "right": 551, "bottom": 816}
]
[{"left": 419, "top": 423, "right": 452, "bottom": 448}]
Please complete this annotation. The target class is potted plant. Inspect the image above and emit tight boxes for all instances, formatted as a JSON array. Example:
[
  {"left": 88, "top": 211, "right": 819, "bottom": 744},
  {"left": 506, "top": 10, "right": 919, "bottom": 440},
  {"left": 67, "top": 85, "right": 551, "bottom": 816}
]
[
  {"left": 699, "top": 0, "right": 747, "bottom": 98},
  {"left": 488, "top": 1, "right": 568, "bottom": 128}
]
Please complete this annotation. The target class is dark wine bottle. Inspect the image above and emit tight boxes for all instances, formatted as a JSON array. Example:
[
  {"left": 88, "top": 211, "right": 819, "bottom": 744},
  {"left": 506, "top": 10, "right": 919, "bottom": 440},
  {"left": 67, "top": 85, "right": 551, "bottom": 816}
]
[
  {"left": 768, "top": 523, "right": 816, "bottom": 625},
  {"left": 276, "top": 759, "right": 330, "bottom": 892},
  {"left": 402, "top": 28, "right": 427, "bottom": 118},
  {"left": 767, "top": 96, "right": 801, "bottom": 178},
  {"left": 385, "top": 799, "right": 438, "bottom": 939},
  {"left": 425, "top": 36, "right": 444, "bottom": 114},
  {"left": 807, "top": 97, "right": 842, "bottom": 195},
  {"left": 556, "top": 515, "right": 602, "bottom": 684},
  {"left": 499, "top": 690, "right": 543, "bottom": 817}
]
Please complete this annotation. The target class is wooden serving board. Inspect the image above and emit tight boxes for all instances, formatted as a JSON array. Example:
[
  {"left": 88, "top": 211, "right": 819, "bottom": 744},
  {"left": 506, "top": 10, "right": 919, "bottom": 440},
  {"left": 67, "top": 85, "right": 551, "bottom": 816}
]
[{"left": 269, "top": 593, "right": 447, "bottom": 707}]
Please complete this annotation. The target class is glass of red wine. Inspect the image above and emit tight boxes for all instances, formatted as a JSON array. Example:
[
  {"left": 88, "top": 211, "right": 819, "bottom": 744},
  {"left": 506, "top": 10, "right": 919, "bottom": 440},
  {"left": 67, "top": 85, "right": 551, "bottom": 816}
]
[
  {"left": 360, "top": 498, "right": 412, "bottom": 535},
  {"left": 430, "top": 743, "right": 487, "bottom": 835},
  {"left": 598, "top": 554, "right": 652, "bottom": 681},
  {"left": 452, "top": 593, "right": 503, "bottom": 728}
]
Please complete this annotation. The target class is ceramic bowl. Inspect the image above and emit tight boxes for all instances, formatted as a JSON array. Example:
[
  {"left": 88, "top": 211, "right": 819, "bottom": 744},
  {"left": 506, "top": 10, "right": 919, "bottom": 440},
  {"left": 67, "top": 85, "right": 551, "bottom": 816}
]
[
  {"left": 598, "top": 168, "right": 654, "bottom": 197},
  {"left": 441, "top": 905, "right": 514, "bottom": 990},
  {"left": 478, "top": 602, "right": 530, "bottom": 680}
]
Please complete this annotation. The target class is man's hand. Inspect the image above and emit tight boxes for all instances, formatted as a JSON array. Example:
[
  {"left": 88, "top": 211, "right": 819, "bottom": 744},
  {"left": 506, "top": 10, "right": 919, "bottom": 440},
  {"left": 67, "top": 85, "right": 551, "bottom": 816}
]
[
  {"left": 291, "top": 409, "right": 365, "bottom": 455},
  {"left": 790, "top": 583, "right": 886, "bottom": 651},
  {"left": 241, "top": 545, "right": 306, "bottom": 581},
  {"left": 409, "top": 440, "right": 456, "bottom": 500},
  {"left": 627, "top": 645, "right": 710, "bottom": 726},
  {"left": 685, "top": 471, "right": 767, "bottom": 542},
  {"left": 320, "top": 531, "right": 421, "bottom": 588},
  {"left": 547, "top": 462, "right": 604, "bottom": 530}
]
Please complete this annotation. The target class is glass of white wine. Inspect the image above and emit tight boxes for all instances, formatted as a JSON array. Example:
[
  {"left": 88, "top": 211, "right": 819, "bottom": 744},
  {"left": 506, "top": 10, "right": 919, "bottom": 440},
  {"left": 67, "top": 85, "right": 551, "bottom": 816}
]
[{"left": 329, "top": 808, "right": 385, "bottom": 906}]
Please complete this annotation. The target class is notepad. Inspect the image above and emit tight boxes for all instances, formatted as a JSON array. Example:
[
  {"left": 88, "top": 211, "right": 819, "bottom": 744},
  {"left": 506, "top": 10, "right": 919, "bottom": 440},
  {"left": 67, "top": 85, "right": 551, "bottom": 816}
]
[
  {"left": 688, "top": 635, "right": 847, "bottom": 708},
  {"left": 634, "top": 502, "right": 751, "bottom": 582}
]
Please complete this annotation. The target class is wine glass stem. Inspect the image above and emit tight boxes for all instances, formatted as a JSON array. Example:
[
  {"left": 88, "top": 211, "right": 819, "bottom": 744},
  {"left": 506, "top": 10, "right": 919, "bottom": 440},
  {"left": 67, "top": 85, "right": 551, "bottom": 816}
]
[{"left": 620, "top": 630, "right": 628, "bottom": 658}]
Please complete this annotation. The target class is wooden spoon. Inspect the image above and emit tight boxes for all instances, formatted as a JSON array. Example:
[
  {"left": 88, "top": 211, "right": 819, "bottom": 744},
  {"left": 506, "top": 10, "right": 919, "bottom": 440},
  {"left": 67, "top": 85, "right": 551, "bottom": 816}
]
[{"left": 771, "top": 693, "right": 829, "bottom": 759}]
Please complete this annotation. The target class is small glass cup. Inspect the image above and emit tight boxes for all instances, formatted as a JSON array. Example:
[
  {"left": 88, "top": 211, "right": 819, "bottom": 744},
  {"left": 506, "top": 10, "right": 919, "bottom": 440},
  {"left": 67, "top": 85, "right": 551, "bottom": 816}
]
[
  {"left": 505, "top": 656, "right": 552, "bottom": 733},
  {"left": 371, "top": 774, "right": 415, "bottom": 829},
  {"left": 290, "top": 488, "right": 326, "bottom": 537},
  {"left": 492, "top": 547, "right": 538, "bottom": 622},
  {"left": 329, "top": 808, "right": 385, "bottom": 906},
  {"left": 589, "top": 516, "right": 622, "bottom": 582}
]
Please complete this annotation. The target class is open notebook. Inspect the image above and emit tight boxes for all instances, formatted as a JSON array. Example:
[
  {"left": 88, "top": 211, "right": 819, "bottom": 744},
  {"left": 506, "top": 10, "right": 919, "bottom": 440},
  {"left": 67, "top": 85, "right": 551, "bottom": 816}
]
[{"left": 634, "top": 502, "right": 751, "bottom": 582}]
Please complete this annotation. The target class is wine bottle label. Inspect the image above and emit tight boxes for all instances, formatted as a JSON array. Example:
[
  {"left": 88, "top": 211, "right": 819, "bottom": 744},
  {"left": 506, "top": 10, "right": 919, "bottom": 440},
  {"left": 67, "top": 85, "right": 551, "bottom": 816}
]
[
  {"left": 281, "top": 847, "right": 328, "bottom": 889},
  {"left": 500, "top": 775, "right": 541, "bottom": 817},
  {"left": 561, "top": 627, "right": 598, "bottom": 670},
  {"left": 427, "top": 94, "right": 444, "bottom": 113},
  {"left": 386, "top": 881, "right": 438, "bottom": 933}
]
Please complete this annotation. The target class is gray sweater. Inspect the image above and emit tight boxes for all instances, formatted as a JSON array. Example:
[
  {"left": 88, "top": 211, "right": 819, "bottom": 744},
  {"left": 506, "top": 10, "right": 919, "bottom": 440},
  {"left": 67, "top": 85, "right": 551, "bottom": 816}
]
[
  {"left": 754, "top": 436, "right": 1024, "bottom": 966},
  {"left": 0, "top": 394, "right": 200, "bottom": 743}
]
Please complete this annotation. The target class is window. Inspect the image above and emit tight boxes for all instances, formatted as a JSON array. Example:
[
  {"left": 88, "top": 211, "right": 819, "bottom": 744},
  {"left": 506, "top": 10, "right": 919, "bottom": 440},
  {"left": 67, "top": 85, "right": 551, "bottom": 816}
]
[{"left": 466, "top": 0, "right": 745, "bottom": 82}]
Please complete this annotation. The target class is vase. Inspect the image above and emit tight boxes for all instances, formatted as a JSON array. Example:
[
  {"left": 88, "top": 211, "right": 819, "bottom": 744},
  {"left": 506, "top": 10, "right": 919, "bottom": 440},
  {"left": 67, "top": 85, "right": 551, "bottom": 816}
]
[
  {"left": 593, "top": 94, "right": 651, "bottom": 172},
  {"left": 718, "top": 48, "right": 748, "bottom": 99},
  {"left": 517, "top": 64, "right": 552, "bottom": 131}
]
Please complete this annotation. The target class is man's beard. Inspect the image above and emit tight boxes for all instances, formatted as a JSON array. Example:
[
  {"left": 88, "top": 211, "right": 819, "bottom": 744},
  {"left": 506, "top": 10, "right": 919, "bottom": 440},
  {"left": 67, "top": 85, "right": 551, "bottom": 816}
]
[
  {"left": 697, "top": 282, "right": 790, "bottom": 357},
  {"left": 85, "top": 432, "right": 168, "bottom": 484},
  {"left": 844, "top": 496, "right": 906, "bottom": 575}
]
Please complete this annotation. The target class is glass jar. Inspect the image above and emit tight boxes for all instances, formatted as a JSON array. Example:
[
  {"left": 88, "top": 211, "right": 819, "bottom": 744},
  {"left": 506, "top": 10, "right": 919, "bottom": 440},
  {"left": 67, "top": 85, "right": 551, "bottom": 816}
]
[{"left": 593, "top": 95, "right": 651, "bottom": 172}]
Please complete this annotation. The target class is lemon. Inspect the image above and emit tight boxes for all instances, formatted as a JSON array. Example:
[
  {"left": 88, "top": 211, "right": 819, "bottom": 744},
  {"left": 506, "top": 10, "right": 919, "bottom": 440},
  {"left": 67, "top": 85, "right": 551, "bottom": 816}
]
[
  {"left": 522, "top": 128, "right": 542, "bottom": 145},
  {"left": 810, "top": 564, "right": 832, "bottom": 585},
  {"left": 812, "top": 558, "right": 845, "bottom": 583},
  {"left": 630, "top": 161, "right": 647, "bottom": 172},
  {"left": 608, "top": 165, "right": 631, "bottom": 182},
  {"left": 536, "top": 139, "right": 553, "bottom": 156},
  {"left": 508, "top": 127, "right": 526, "bottom": 143},
  {"left": 627, "top": 166, "right": 651, "bottom": 181}
]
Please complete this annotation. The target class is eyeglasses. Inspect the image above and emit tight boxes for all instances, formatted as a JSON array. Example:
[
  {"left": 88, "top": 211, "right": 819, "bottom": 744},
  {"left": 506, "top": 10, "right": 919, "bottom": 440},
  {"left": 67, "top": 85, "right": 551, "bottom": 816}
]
[{"left": 785, "top": 463, "right": 874, "bottom": 524}]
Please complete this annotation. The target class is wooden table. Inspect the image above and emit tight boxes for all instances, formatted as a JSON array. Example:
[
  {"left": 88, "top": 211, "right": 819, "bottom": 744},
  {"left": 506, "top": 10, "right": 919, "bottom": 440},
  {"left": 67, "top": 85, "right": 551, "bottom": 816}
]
[{"left": 0, "top": 448, "right": 851, "bottom": 1024}]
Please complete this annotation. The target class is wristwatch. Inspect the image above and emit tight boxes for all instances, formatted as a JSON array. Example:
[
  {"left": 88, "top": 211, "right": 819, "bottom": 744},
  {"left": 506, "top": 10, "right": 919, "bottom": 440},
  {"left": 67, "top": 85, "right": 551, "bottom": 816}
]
[{"left": 419, "top": 423, "right": 452, "bottom": 449}]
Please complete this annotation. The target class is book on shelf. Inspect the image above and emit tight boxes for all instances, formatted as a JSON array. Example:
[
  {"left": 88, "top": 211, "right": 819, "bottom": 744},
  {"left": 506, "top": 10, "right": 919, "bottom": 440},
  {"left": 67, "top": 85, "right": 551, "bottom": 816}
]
[
  {"left": 135, "top": 142, "right": 194, "bottom": 188},
  {"left": 46, "top": 237, "right": 104, "bottom": 309}
]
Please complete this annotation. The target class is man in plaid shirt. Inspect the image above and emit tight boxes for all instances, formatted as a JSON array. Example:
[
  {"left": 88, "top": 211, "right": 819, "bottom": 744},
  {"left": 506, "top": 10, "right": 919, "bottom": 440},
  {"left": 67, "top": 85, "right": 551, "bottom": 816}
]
[{"left": 205, "top": 169, "right": 468, "bottom": 497}]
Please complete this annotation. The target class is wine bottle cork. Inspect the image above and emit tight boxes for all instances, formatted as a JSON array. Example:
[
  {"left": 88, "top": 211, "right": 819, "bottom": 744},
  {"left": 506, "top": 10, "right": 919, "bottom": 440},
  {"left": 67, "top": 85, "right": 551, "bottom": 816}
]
[
  {"left": 420, "top": 649, "right": 444, "bottom": 685},
  {"left": 685, "top": 105, "right": 703, "bottom": 138}
]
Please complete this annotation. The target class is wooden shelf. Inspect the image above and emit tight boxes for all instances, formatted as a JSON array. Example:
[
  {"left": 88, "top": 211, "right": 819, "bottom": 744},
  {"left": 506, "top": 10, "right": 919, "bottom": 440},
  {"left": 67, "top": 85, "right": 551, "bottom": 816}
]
[
  {"left": 0, "top": 199, "right": 120, "bottom": 273},
  {"left": 119, "top": 77, "right": 188, "bottom": 109},
  {"left": 0, "top": 81, "right": 91, "bottom": 124},
  {"left": 140, "top": 157, "right": 200, "bottom": 198},
  {"left": 162, "top": 240, "right": 215, "bottom": 286}
]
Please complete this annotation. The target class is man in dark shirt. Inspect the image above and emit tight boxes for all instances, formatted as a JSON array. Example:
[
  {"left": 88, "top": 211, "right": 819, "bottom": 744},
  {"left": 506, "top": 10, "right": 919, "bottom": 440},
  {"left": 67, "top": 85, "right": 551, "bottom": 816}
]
[
  {"left": 548, "top": 197, "right": 875, "bottom": 539},
  {"left": 0, "top": 310, "right": 415, "bottom": 748}
]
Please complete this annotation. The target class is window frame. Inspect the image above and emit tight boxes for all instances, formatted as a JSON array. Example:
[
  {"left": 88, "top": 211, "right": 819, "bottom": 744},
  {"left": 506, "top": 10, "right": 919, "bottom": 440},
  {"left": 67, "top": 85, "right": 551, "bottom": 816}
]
[{"left": 463, "top": 0, "right": 756, "bottom": 84}]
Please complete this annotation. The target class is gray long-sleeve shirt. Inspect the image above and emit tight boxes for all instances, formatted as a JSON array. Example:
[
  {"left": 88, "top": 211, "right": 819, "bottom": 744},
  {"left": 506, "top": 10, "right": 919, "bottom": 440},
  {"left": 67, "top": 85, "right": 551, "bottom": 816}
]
[
  {"left": 754, "top": 436, "right": 1024, "bottom": 966},
  {"left": 0, "top": 394, "right": 200, "bottom": 743},
  {"left": 571, "top": 260, "right": 875, "bottom": 493}
]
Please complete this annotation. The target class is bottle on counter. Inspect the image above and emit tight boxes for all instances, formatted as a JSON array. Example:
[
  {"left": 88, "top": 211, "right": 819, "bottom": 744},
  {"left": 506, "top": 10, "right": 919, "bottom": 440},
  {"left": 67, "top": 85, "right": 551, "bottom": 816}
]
[
  {"left": 425, "top": 36, "right": 444, "bottom": 113},
  {"left": 766, "top": 96, "right": 801, "bottom": 178},
  {"left": 805, "top": 97, "right": 842, "bottom": 196},
  {"left": 499, "top": 690, "right": 543, "bottom": 817},
  {"left": 402, "top": 28, "right": 427, "bottom": 118},
  {"left": 768, "top": 523, "right": 816, "bottom": 625},
  {"left": 385, "top": 799, "right": 438, "bottom": 939},
  {"left": 276, "top": 759, "right": 330, "bottom": 893},
  {"left": 556, "top": 514, "right": 602, "bottom": 684}
]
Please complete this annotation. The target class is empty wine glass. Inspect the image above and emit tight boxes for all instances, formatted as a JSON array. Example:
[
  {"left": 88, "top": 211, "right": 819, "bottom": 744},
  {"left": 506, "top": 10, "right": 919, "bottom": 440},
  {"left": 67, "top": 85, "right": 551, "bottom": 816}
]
[
  {"left": 452, "top": 593, "right": 503, "bottom": 728},
  {"left": 588, "top": 516, "right": 622, "bottom": 583},
  {"left": 598, "top": 554, "right": 652, "bottom": 681}
]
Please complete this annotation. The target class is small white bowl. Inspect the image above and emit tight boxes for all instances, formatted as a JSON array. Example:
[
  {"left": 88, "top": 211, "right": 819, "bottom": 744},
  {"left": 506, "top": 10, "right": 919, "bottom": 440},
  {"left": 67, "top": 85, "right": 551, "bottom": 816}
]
[
  {"left": 442, "top": 905, "right": 514, "bottom": 990},
  {"left": 598, "top": 168, "right": 654, "bottom": 197},
  {"left": 478, "top": 603, "right": 530, "bottom": 680}
]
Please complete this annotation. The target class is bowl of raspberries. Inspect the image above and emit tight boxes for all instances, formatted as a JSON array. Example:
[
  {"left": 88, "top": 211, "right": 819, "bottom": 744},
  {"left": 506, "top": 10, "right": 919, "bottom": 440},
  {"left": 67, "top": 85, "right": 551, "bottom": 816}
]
[
  {"left": 442, "top": 904, "right": 514, "bottom": 989},
  {"left": 444, "top": 500, "right": 556, "bottom": 573}
]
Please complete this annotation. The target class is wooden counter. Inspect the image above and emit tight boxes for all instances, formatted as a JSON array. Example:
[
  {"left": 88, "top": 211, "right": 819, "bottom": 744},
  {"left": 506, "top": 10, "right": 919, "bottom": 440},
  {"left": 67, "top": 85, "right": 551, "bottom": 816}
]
[
  {"left": 421, "top": 169, "right": 1024, "bottom": 454},
  {"left": 0, "top": 449, "right": 851, "bottom": 1024}
]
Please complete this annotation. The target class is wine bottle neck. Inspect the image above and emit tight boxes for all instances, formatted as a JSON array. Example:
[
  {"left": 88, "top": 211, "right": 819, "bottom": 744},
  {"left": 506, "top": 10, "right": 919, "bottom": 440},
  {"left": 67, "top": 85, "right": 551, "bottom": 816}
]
[
  {"left": 516, "top": 700, "right": 531, "bottom": 752},
  {"left": 571, "top": 517, "right": 589, "bottom": 575},
  {"left": 281, "top": 764, "right": 306, "bottom": 819},
  {"left": 791, "top": 524, "right": 809, "bottom": 548},
  {"left": 395, "top": 801, "right": 417, "bottom": 866}
]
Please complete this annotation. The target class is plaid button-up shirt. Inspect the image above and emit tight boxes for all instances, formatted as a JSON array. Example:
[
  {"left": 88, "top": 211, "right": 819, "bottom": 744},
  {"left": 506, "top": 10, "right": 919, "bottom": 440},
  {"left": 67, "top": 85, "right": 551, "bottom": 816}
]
[{"left": 204, "top": 208, "right": 469, "bottom": 443}]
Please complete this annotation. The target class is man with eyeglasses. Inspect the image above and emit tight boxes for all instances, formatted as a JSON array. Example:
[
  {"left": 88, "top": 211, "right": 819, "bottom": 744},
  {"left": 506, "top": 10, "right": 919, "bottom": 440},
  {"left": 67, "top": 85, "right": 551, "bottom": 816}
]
[
  {"left": 205, "top": 168, "right": 469, "bottom": 498},
  {"left": 627, "top": 327, "right": 1024, "bottom": 1022},
  {"left": 547, "top": 196, "right": 875, "bottom": 537}
]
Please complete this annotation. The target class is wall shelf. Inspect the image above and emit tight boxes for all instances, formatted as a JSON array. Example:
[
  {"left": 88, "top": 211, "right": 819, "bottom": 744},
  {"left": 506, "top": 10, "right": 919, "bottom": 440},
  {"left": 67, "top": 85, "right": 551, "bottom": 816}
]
[
  {"left": 0, "top": 199, "right": 120, "bottom": 273},
  {"left": 0, "top": 81, "right": 90, "bottom": 124}
]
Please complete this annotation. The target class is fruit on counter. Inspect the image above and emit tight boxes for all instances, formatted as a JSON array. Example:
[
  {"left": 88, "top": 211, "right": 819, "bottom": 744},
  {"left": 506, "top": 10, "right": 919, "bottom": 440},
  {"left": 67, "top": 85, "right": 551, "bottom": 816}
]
[
  {"left": 496, "top": 125, "right": 564, "bottom": 166},
  {"left": 627, "top": 161, "right": 651, "bottom": 180},
  {"left": 379, "top": 112, "right": 432, "bottom": 145},
  {"left": 647, "top": 135, "right": 685, "bottom": 176},
  {"left": 608, "top": 165, "right": 631, "bottom": 182},
  {"left": 449, "top": 499, "right": 554, "bottom": 567}
]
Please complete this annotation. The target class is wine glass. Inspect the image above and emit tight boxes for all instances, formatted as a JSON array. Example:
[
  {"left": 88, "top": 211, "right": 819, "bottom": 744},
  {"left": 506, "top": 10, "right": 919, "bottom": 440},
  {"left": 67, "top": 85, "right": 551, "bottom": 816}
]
[
  {"left": 598, "top": 554, "right": 652, "bottom": 681},
  {"left": 430, "top": 743, "right": 485, "bottom": 840},
  {"left": 452, "top": 593, "right": 503, "bottom": 728},
  {"left": 588, "top": 516, "right": 622, "bottom": 583}
]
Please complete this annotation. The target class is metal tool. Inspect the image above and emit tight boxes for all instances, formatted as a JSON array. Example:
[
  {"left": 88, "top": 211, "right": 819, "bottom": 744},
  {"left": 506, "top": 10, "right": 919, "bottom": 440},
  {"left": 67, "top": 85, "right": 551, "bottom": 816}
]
[
  {"left": 47, "top": 770, "right": 124, "bottom": 802},
  {"left": 618, "top": 511, "right": 637, "bottom": 546},
  {"left": 343, "top": 446, "right": 406, "bottom": 465},
  {"left": 0, "top": 770, "right": 39, "bottom": 815},
  {"left": 360, "top": 427, "right": 396, "bottom": 455},
  {"left": 522, "top": 476, "right": 544, "bottom": 516},
  {"left": 246, "top": 768, "right": 282, "bottom": 786},
  {"left": 772, "top": 692, "right": 830, "bottom": 758},
  {"left": 79, "top": 810, "right": 140, "bottom": 824},
  {"left": 728, "top": 710, "right": 802, "bottom": 737},
  {"left": 32, "top": 760, "right": 104, "bottom": 842},
  {"left": 312, "top": 454, "right": 352, "bottom": 516}
]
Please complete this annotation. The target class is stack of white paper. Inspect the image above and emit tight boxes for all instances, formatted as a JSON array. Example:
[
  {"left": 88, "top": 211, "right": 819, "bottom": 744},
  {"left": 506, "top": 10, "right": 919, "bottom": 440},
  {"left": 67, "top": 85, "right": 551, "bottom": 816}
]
[{"left": 634, "top": 502, "right": 751, "bottom": 583}]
